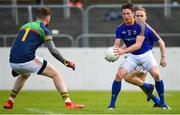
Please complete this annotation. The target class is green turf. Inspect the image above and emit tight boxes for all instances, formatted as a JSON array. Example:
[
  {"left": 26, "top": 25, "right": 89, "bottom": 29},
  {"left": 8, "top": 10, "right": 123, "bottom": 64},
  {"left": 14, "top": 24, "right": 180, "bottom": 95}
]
[{"left": 0, "top": 90, "right": 180, "bottom": 114}]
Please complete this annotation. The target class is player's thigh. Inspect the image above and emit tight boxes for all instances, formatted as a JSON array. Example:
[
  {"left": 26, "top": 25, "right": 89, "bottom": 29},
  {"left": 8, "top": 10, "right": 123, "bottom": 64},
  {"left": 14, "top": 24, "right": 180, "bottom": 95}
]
[
  {"left": 125, "top": 70, "right": 139, "bottom": 79},
  {"left": 142, "top": 53, "right": 158, "bottom": 71},
  {"left": 125, "top": 70, "right": 146, "bottom": 81},
  {"left": 137, "top": 73, "right": 147, "bottom": 82},
  {"left": 16, "top": 74, "right": 29, "bottom": 82},
  {"left": 120, "top": 55, "right": 137, "bottom": 73},
  {"left": 40, "top": 62, "right": 60, "bottom": 78},
  {"left": 10, "top": 56, "right": 45, "bottom": 76}
]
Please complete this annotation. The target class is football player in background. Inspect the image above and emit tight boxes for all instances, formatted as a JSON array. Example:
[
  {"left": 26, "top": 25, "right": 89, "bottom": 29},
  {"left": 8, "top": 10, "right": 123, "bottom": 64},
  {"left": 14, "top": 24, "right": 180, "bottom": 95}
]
[
  {"left": 107, "top": 3, "right": 170, "bottom": 110},
  {"left": 124, "top": 7, "right": 166, "bottom": 107},
  {"left": 3, "top": 7, "right": 85, "bottom": 109}
]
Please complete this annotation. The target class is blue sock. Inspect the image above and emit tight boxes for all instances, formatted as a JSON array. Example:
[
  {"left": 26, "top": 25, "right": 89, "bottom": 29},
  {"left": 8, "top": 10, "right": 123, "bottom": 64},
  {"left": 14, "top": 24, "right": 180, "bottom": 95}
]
[
  {"left": 150, "top": 94, "right": 160, "bottom": 105},
  {"left": 108, "top": 80, "right": 121, "bottom": 108},
  {"left": 142, "top": 83, "right": 151, "bottom": 90},
  {"left": 155, "top": 80, "right": 166, "bottom": 106}
]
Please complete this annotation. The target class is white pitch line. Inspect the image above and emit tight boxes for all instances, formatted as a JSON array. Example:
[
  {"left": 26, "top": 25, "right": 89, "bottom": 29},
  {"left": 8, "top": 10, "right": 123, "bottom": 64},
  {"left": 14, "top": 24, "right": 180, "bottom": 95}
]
[{"left": 23, "top": 108, "right": 63, "bottom": 114}]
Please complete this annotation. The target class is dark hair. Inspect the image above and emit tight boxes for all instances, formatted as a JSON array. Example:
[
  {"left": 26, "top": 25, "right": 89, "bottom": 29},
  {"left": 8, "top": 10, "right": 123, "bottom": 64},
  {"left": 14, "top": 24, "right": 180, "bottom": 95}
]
[
  {"left": 121, "top": 3, "right": 134, "bottom": 12},
  {"left": 37, "top": 7, "right": 52, "bottom": 20}
]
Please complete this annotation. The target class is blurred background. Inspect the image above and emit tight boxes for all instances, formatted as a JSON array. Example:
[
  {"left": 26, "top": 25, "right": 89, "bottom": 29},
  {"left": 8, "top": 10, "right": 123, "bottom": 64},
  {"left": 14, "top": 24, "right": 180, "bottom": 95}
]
[{"left": 0, "top": 0, "right": 180, "bottom": 90}]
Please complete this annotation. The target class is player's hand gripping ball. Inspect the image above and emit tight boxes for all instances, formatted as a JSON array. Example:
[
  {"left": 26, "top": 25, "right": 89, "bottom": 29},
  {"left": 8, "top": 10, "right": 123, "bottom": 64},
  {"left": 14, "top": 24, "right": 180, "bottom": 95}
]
[{"left": 105, "top": 47, "right": 119, "bottom": 62}]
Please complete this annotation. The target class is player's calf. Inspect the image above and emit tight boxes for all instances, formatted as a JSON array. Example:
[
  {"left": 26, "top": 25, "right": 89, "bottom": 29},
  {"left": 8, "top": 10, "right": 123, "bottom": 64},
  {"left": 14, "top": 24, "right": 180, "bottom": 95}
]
[{"left": 146, "top": 84, "right": 154, "bottom": 101}]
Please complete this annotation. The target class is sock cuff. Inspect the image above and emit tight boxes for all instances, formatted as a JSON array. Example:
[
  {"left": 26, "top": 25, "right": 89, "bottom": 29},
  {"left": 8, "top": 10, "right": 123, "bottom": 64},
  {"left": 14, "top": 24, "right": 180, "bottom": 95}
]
[
  {"left": 155, "top": 80, "right": 163, "bottom": 83},
  {"left": 61, "top": 92, "right": 70, "bottom": 99},
  {"left": 114, "top": 80, "right": 122, "bottom": 83},
  {"left": 10, "top": 90, "right": 19, "bottom": 98},
  {"left": 11, "top": 90, "right": 19, "bottom": 95}
]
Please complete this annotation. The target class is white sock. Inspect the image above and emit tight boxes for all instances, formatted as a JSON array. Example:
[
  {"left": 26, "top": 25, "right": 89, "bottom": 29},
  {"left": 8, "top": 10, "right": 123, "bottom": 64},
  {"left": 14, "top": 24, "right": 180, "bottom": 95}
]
[
  {"left": 9, "top": 97, "right": 15, "bottom": 103},
  {"left": 64, "top": 98, "right": 72, "bottom": 103}
]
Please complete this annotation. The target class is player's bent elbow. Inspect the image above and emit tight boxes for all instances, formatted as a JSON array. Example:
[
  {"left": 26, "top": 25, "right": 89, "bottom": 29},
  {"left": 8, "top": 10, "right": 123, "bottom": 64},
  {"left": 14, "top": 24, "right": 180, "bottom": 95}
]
[{"left": 134, "top": 44, "right": 141, "bottom": 50}]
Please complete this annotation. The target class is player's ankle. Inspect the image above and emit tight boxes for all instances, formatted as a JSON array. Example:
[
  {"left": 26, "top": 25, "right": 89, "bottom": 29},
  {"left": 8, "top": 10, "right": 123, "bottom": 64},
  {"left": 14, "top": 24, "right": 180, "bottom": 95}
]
[
  {"left": 64, "top": 97, "right": 72, "bottom": 103},
  {"left": 9, "top": 97, "right": 15, "bottom": 103}
]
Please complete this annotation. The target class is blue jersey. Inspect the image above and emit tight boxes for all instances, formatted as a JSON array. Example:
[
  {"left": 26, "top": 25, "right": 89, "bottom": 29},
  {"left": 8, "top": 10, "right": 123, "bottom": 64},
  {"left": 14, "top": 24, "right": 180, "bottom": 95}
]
[
  {"left": 10, "top": 21, "right": 52, "bottom": 63},
  {"left": 116, "top": 21, "right": 159, "bottom": 55},
  {"left": 145, "top": 23, "right": 160, "bottom": 49}
]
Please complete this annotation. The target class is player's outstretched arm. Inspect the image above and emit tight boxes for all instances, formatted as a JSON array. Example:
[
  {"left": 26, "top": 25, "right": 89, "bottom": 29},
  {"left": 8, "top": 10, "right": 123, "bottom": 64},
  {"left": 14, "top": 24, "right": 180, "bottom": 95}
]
[
  {"left": 158, "top": 38, "right": 166, "bottom": 67},
  {"left": 147, "top": 24, "right": 166, "bottom": 67},
  {"left": 45, "top": 40, "right": 75, "bottom": 70}
]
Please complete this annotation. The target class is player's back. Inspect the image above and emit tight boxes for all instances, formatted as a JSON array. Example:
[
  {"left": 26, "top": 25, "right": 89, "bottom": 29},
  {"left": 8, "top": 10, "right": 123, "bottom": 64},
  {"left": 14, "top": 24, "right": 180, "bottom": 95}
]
[{"left": 10, "top": 21, "right": 47, "bottom": 63}]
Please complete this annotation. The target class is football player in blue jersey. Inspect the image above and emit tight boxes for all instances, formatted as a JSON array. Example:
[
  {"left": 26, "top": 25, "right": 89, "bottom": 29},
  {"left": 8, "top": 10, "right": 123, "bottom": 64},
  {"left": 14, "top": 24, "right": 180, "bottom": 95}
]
[
  {"left": 3, "top": 7, "right": 85, "bottom": 109},
  {"left": 107, "top": 3, "right": 170, "bottom": 110},
  {"left": 124, "top": 7, "right": 167, "bottom": 108}
]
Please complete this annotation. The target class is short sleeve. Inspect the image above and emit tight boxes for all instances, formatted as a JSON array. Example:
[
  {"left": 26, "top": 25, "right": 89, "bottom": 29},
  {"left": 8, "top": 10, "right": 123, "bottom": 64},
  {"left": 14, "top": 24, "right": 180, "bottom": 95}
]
[
  {"left": 40, "top": 23, "right": 53, "bottom": 41},
  {"left": 147, "top": 24, "right": 159, "bottom": 42},
  {"left": 116, "top": 26, "right": 122, "bottom": 39},
  {"left": 44, "top": 28, "right": 53, "bottom": 41},
  {"left": 150, "top": 30, "right": 159, "bottom": 42}
]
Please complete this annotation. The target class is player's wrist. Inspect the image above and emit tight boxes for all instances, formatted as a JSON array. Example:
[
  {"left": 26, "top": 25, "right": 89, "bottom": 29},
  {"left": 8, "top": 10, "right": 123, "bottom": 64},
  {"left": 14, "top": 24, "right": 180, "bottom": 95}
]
[
  {"left": 64, "top": 60, "right": 69, "bottom": 66},
  {"left": 122, "top": 49, "right": 126, "bottom": 54}
]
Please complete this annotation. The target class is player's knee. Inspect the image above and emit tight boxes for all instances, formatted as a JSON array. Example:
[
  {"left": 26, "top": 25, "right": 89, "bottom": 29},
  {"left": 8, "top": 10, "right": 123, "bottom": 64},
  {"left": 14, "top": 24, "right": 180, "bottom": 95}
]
[
  {"left": 154, "top": 75, "right": 161, "bottom": 81},
  {"left": 152, "top": 71, "right": 161, "bottom": 81},
  {"left": 51, "top": 71, "right": 59, "bottom": 78},
  {"left": 43, "top": 69, "right": 59, "bottom": 78},
  {"left": 43, "top": 64, "right": 60, "bottom": 78},
  {"left": 115, "top": 72, "right": 125, "bottom": 81},
  {"left": 116, "top": 67, "right": 128, "bottom": 80},
  {"left": 150, "top": 67, "right": 161, "bottom": 81},
  {"left": 124, "top": 78, "right": 130, "bottom": 83},
  {"left": 124, "top": 75, "right": 131, "bottom": 82}
]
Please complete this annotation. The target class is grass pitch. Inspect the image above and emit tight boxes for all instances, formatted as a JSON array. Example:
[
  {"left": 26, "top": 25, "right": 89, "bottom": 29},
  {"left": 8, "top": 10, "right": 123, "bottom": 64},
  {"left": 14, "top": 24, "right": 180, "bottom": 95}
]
[{"left": 0, "top": 90, "right": 180, "bottom": 114}]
